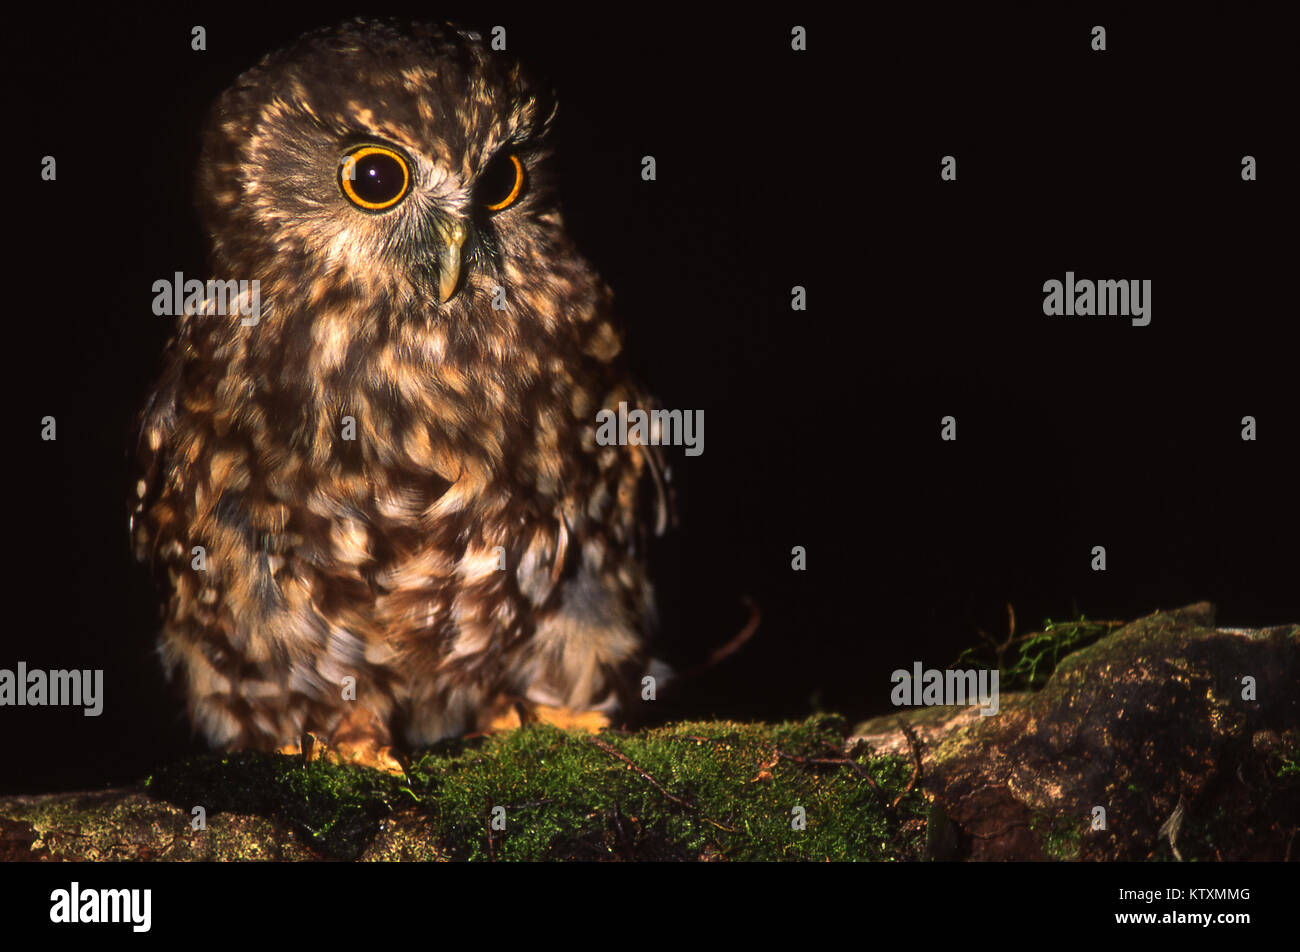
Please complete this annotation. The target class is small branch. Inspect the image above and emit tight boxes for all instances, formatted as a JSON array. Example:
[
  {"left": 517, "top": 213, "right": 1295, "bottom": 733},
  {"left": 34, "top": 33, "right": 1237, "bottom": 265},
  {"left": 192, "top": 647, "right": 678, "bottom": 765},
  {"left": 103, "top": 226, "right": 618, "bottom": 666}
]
[
  {"left": 777, "top": 748, "right": 883, "bottom": 795},
  {"left": 677, "top": 597, "right": 761, "bottom": 682},
  {"left": 999, "top": 602, "right": 1017, "bottom": 656},
  {"left": 891, "top": 721, "right": 924, "bottom": 809},
  {"left": 588, "top": 737, "right": 692, "bottom": 811},
  {"left": 589, "top": 736, "right": 735, "bottom": 833}
]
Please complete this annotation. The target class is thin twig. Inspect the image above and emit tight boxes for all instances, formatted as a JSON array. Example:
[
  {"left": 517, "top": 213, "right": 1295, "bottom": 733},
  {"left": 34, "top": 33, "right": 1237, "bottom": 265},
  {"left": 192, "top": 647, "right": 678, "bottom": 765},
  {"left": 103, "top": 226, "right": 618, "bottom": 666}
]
[
  {"left": 678, "top": 597, "right": 762, "bottom": 681},
  {"left": 776, "top": 748, "right": 884, "bottom": 795},
  {"left": 589, "top": 736, "right": 735, "bottom": 833},
  {"left": 891, "top": 721, "right": 924, "bottom": 809},
  {"left": 588, "top": 737, "right": 693, "bottom": 810}
]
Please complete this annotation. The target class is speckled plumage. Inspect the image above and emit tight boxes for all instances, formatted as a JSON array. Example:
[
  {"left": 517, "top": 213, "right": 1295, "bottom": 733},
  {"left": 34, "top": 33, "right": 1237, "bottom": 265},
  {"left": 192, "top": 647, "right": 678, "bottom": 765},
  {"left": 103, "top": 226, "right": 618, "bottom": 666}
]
[{"left": 133, "top": 20, "right": 667, "bottom": 759}]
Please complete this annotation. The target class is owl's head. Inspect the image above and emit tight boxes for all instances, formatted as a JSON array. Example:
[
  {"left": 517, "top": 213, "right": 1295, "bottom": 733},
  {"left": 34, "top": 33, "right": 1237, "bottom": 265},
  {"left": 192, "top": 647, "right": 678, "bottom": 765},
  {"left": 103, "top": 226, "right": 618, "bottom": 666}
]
[{"left": 196, "top": 19, "right": 561, "bottom": 318}]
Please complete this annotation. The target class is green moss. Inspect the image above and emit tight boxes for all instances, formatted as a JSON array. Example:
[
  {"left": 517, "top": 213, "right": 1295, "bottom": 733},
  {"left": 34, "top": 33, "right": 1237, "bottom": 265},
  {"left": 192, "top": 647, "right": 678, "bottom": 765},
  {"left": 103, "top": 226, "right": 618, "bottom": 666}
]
[
  {"left": 148, "top": 751, "right": 411, "bottom": 859},
  {"left": 952, "top": 612, "right": 1123, "bottom": 690},
  {"left": 146, "top": 715, "right": 929, "bottom": 861},
  {"left": 1030, "top": 812, "right": 1085, "bottom": 861}
]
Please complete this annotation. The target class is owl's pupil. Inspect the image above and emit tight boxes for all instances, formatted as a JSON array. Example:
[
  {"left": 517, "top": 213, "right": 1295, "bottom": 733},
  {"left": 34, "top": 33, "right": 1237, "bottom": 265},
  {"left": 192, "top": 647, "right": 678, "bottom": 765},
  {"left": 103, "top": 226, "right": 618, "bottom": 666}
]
[
  {"left": 479, "top": 153, "right": 524, "bottom": 212},
  {"left": 352, "top": 154, "right": 405, "bottom": 204},
  {"left": 481, "top": 161, "right": 510, "bottom": 202}
]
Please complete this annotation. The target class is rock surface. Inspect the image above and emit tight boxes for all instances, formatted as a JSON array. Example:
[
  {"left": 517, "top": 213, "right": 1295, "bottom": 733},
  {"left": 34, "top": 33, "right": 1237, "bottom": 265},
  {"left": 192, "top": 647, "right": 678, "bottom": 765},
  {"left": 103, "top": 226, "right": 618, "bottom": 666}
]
[{"left": 853, "top": 603, "right": 1299, "bottom": 860}]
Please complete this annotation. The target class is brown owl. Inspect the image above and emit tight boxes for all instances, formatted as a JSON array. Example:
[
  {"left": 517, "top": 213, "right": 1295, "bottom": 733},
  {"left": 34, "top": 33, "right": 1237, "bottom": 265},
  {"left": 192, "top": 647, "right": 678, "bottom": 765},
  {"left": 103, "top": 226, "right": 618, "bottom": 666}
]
[{"left": 133, "top": 20, "right": 669, "bottom": 771}]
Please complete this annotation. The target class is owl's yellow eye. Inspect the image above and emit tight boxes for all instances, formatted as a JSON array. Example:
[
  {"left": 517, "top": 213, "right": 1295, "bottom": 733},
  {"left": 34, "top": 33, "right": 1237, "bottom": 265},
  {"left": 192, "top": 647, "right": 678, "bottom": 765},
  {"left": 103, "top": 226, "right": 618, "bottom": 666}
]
[
  {"left": 339, "top": 145, "right": 411, "bottom": 211},
  {"left": 479, "top": 153, "right": 525, "bottom": 212}
]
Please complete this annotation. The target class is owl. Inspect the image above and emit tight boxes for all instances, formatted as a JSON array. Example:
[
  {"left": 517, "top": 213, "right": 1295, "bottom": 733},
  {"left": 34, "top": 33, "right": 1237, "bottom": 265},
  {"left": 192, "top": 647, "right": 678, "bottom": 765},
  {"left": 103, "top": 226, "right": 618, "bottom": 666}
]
[{"left": 132, "top": 20, "right": 669, "bottom": 771}]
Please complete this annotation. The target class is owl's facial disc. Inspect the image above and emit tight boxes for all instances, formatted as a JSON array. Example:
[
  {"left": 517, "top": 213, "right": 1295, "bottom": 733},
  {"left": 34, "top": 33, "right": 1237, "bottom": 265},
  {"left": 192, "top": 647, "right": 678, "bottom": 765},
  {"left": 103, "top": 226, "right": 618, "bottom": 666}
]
[
  {"left": 335, "top": 140, "right": 469, "bottom": 303},
  {"left": 329, "top": 129, "right": 530, "bottom": 307}
]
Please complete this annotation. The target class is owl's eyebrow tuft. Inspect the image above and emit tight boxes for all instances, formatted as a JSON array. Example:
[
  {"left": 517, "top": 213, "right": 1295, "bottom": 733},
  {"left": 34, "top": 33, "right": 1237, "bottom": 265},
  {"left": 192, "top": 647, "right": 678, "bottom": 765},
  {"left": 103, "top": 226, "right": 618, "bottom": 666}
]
[{"left": 478, "top": 119, "right": 545, "bottom": 174}]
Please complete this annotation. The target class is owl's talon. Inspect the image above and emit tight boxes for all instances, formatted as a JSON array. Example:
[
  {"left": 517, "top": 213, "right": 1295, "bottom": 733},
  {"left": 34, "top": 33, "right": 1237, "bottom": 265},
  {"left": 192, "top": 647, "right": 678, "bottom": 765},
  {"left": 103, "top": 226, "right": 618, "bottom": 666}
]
[
  {"left": 533, "top": 704, "right": 611, "bottom": 732},
  {"left": 274, "top": 732, "right": 325, "bottom": 761},
  {"left": 276, "top": 731, "right": 405, "bottom": 775},
  {"left": 323, "top": 740, "right": 406, "bottom": 776},
  {"left": 486, "top": 699, "right": 610, "bottom": 733},
  {"left": 486, "top": 703, "right": 527, "bottom": 731}
]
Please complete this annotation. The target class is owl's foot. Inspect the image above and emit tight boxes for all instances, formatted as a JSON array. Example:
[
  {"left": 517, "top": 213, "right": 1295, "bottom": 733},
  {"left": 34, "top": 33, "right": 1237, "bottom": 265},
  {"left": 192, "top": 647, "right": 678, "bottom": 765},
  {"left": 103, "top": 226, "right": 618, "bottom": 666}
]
[
  {"left": 276, "top": 706, "right": 406, "bottom": 775},
  {"left": 485, "top": 699, "right": 611, "bottom": 733},
  {"left": 277, "top": 732, "right": 406, "bottom": 775}
]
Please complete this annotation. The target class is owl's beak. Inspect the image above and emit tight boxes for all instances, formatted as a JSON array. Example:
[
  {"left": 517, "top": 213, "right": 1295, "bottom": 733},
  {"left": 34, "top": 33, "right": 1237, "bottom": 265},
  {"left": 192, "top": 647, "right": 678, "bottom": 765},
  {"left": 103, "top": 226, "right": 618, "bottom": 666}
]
[{"left": 436, "top": 219, "right": 469, "bottom": 303}]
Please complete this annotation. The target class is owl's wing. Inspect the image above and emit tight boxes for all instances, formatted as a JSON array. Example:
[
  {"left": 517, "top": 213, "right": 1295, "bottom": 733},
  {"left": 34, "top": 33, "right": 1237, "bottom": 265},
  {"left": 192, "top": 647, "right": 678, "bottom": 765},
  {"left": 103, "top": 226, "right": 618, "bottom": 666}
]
[
  {"left": 131, "top": 338, "right": 184, "bottom": 562},
  {"left": 624, "top": 384, "right": 676, "bottom": 539},
  {"left": 638, "top": 423, "right": 673, "bottom": 536}
]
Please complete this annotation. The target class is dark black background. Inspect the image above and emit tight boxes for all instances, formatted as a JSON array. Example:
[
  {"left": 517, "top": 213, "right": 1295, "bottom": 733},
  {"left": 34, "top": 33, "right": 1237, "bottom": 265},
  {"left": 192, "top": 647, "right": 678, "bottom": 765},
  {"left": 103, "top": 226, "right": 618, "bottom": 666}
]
[{"left": 5, "top": 5, "right": 1295, "bottom": 795}]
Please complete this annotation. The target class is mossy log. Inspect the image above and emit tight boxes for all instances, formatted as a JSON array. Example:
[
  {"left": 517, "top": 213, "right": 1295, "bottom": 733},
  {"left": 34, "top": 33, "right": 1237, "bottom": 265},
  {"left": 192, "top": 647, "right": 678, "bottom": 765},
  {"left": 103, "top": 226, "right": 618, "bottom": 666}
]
[
  {"left": 2, "top": 604, "right": 1295, "bottom": 861},
  {"left": 1, "top": 718, "right": 928, "bottom": 861}
]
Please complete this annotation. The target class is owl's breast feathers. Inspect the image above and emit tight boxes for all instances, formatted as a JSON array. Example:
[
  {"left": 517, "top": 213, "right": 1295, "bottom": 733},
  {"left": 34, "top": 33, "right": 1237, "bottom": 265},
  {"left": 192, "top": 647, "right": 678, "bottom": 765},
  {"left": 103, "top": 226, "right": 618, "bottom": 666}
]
[{"left": 134, "top": 256, "right": 668, "bottom": 747}]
